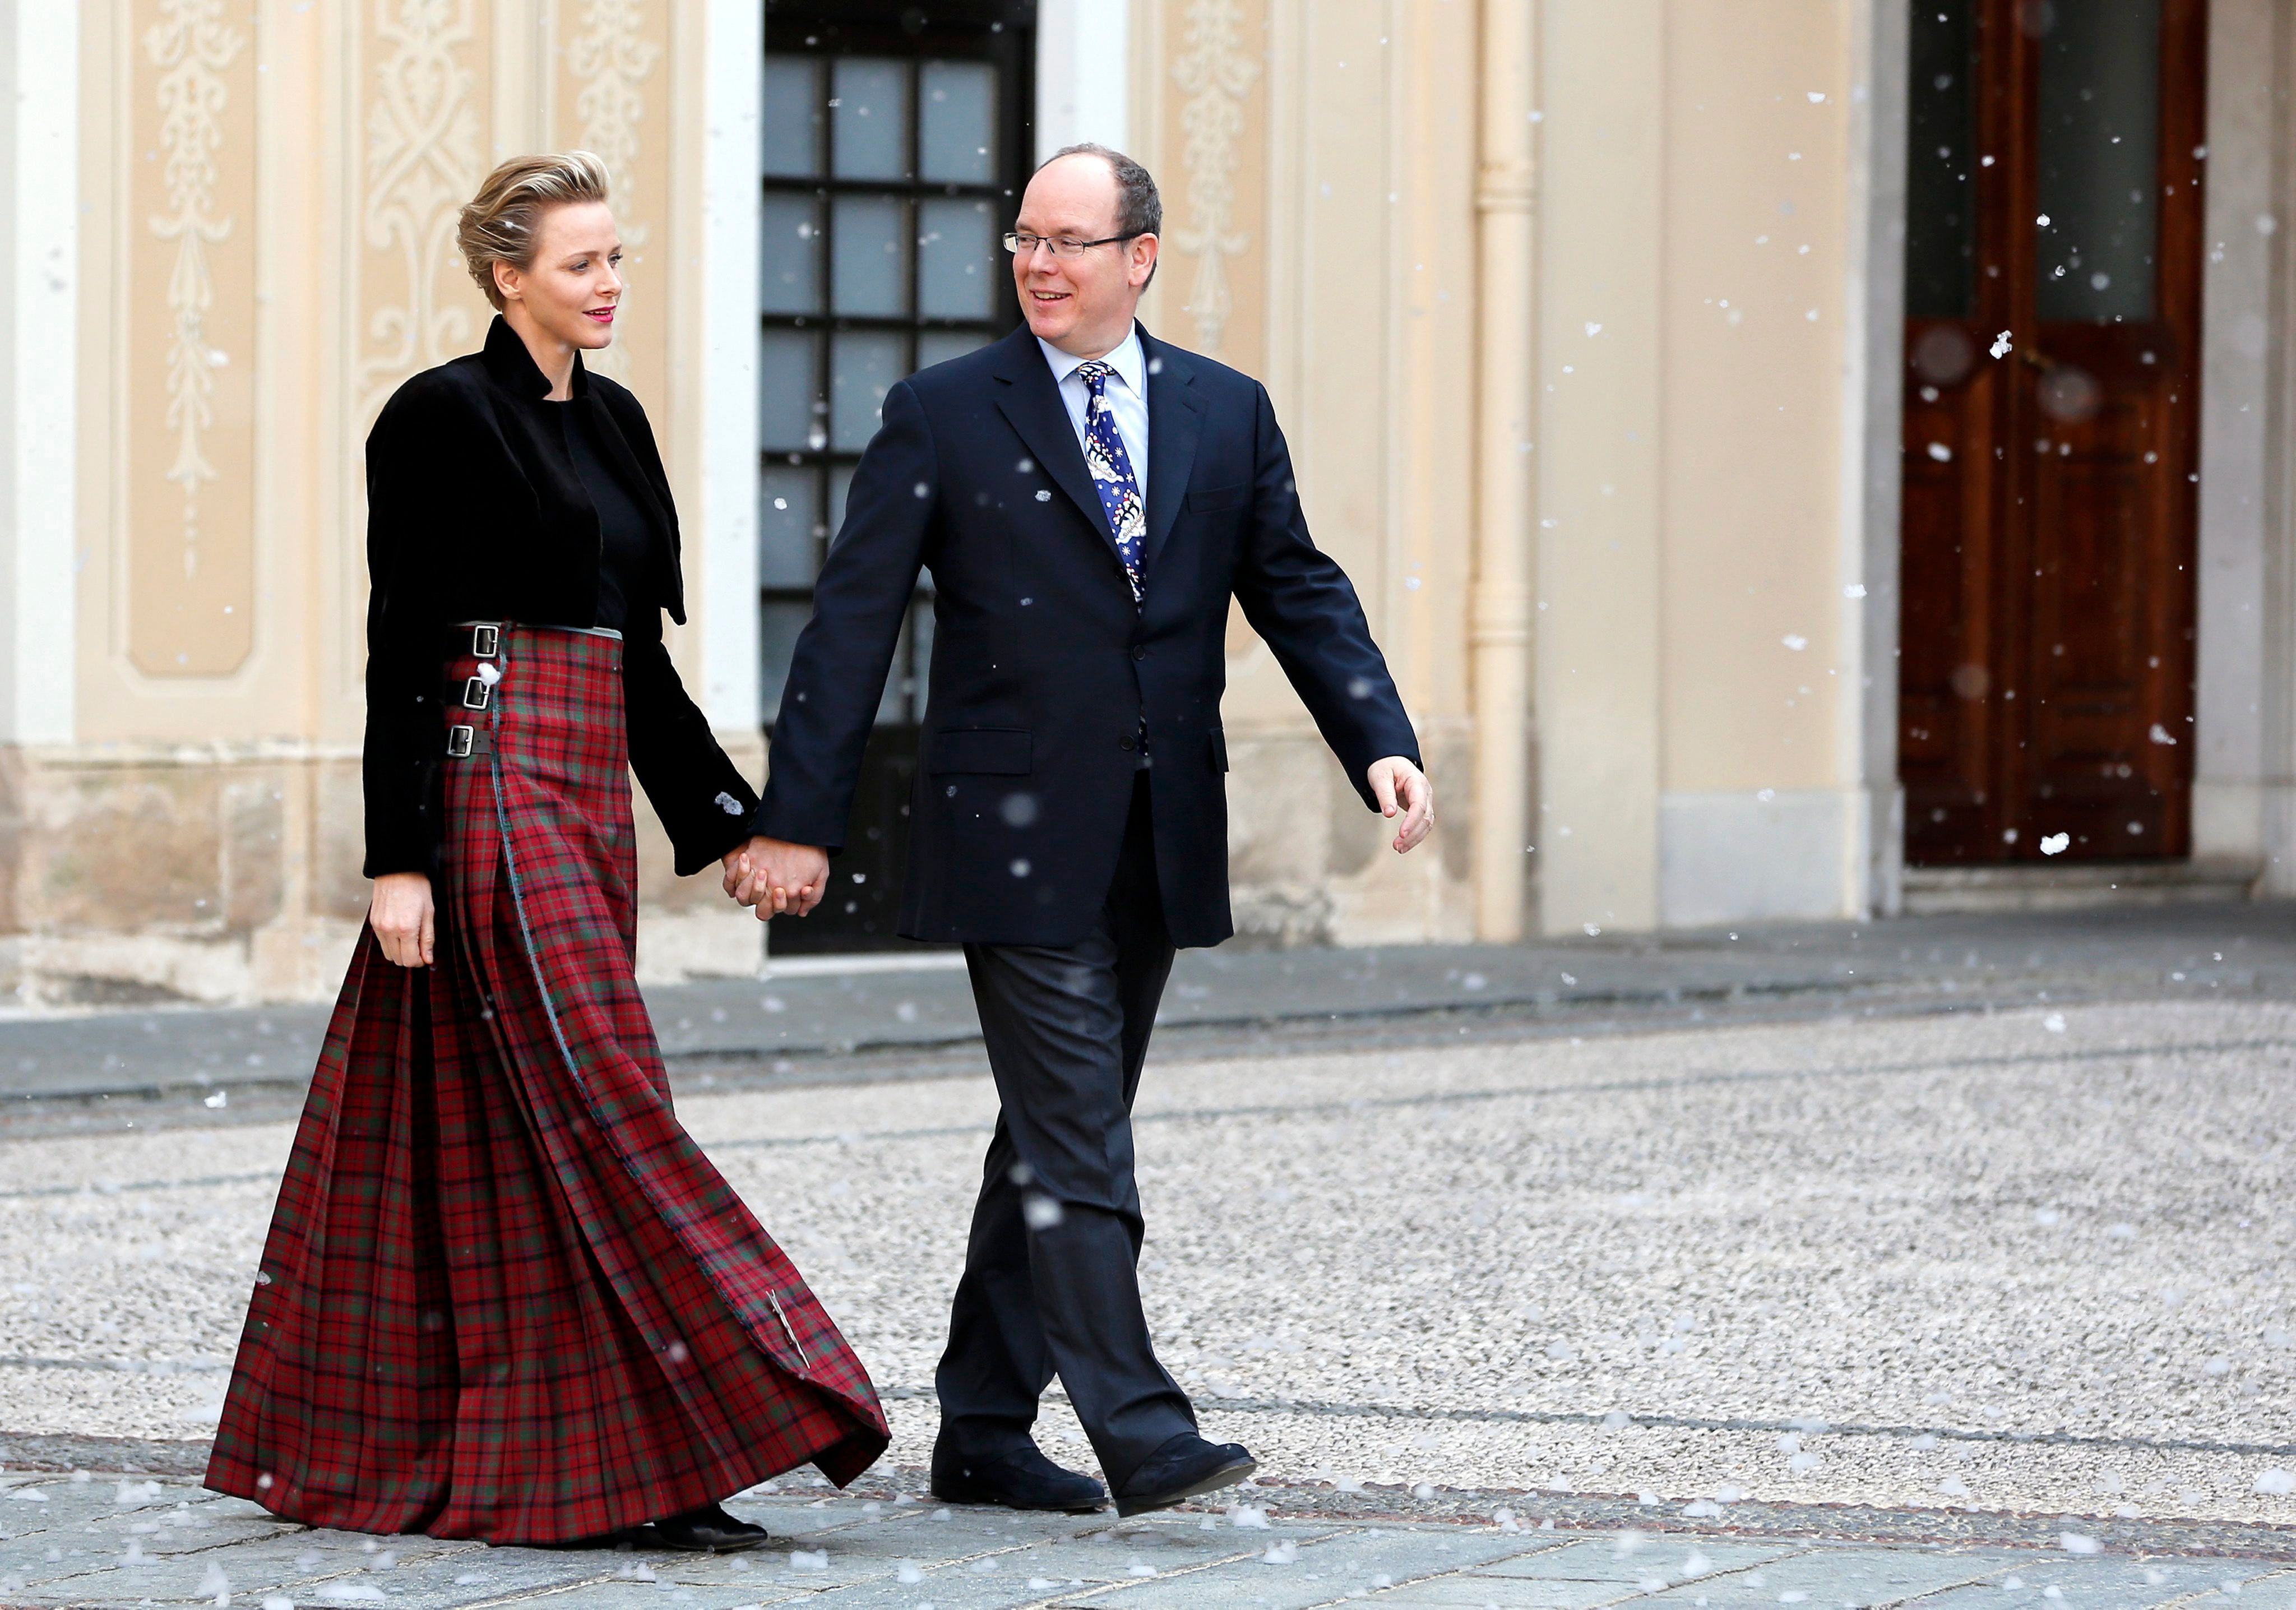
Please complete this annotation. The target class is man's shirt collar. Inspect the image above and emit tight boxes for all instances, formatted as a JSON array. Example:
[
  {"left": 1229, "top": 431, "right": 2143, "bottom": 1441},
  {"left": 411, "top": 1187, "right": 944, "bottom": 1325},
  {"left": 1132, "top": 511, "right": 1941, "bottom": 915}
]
[{"left": 1037, "top": 324, "right": 1147, "bottom": 397}]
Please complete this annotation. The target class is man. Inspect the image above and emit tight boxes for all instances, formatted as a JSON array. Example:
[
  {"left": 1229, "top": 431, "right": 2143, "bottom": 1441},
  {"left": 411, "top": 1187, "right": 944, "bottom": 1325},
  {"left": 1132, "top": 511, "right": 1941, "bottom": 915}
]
[{"left": 730, "top": 145, "right": 1433, "bottom": 1517}]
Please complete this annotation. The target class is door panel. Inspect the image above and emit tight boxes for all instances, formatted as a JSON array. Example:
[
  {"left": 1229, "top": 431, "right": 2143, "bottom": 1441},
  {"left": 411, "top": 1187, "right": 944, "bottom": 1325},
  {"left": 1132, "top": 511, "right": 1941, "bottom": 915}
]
[{"left": 1898, "top": 0, "right": 2205, "bottom": 866}]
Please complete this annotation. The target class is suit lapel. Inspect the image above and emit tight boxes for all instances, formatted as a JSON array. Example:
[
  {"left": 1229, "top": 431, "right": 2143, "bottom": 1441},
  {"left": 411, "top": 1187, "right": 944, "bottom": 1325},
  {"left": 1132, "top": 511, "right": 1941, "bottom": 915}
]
[
  {"left": 989, "top": 330, "right": 1129, "bottom": 579},
  {"left": 1138, "top": 326, "right": 1204, "bottom": 584}
]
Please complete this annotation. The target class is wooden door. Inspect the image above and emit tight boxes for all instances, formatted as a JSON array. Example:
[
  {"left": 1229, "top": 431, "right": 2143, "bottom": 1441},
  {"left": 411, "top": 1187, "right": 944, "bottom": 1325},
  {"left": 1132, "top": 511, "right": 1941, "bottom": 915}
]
[{"left": 1898, "top": 0, "right": 2207, "bottom": 865}]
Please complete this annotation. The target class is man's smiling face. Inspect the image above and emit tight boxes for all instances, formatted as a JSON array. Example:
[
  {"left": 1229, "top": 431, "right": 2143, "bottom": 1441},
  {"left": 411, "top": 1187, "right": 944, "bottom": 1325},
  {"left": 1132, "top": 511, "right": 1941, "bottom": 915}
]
[{"left": 1011, "top": 152, "right": 1157, "bottom": 359}]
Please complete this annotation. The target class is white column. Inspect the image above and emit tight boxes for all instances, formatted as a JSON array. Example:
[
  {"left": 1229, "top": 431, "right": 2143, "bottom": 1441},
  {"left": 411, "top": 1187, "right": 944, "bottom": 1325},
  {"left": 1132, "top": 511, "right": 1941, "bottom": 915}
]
[
  {"left": 697, "top": 0, "right": 763, "bottom": 732},
  {"left": 1470, "top": 0, "right": 1538, "bottom": 942},
  {"left": 1036, "top": 0, "right": 1131, "bottom": 161},
  {"left": 0, "top": 0, "right": 78, "bottom": 746},
  {"left": 1845, "top": 0, "right": 1910, "bottom": 916},
  {"left": 2193, "top": 0, "right": 2293, "bottom": 886}
]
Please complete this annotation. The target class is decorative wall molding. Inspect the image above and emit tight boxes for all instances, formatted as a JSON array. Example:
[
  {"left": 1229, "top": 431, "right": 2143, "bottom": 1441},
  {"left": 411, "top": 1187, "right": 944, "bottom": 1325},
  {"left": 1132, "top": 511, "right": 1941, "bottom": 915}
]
[
  {"left": 567, "top": 1, "right": 657, "bottom": 239},
  {"left": 355, "top": 0, "right": 485, "bottom": 424},
  {"left": 1168, "top": 0, "right": 1261, "bottom": 355},
  {"left": 144, "top": 0, "right": 243, "bottom": 580},
  {"left": 124, "top": 0, "right": 258, "bottom": 678},
  {"left": 564, "top": 0, "right": 659, "bottom": 383}
]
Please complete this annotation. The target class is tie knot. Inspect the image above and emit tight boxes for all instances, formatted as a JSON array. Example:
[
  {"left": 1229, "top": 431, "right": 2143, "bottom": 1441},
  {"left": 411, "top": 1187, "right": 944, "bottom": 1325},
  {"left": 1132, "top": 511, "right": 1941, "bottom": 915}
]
[{"left": 1075, "top": 360, "right": 1114, "bottom": 394}]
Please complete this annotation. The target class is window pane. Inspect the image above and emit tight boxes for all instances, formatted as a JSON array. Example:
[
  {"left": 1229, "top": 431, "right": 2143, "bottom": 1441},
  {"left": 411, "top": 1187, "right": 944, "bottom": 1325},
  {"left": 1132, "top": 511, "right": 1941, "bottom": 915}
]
[
  {"left": 2035, "top": 0, "right": 2161, "bottom": 322},
  {"left": 831, "top": 332, "right": 905, "bottom": 450},
  {"left": 832, "top": 58, "right": 910, "bottom": 179},
  {"left": 762, "top": 58, "right": 821, "bottom": 177},
  {"left": 832, "top": 195, "right": 909, "bottom": 317},
  {"left": 759, "top": 600, "right": 812, "bottom": 725},
  {"left": 759, "top": 468, "right": 818, "bottom": 588},
  {"left": 919, "top": 60, "right": 996, "bottom": 184},
  {"left": 1903, "top": 0, "right": 1976, "bottom": 320},
  {"left": 917, "top": 330, "right": 991, "bottom": 370},
  {"left": 760, "top": 193, "right": 821, "bottom": 315},
  {"left": 759, "top": 329, "right": 820, "bottom": 452},
  {"left": 918, "top": 197, "right": 997, "bottom": 321}
]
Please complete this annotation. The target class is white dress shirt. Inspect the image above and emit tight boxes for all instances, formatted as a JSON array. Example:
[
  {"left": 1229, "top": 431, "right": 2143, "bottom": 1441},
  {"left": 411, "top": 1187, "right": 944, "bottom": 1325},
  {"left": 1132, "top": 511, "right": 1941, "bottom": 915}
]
[{"left": 1037, "top": 326, "right": 1150, "bottom": 497}]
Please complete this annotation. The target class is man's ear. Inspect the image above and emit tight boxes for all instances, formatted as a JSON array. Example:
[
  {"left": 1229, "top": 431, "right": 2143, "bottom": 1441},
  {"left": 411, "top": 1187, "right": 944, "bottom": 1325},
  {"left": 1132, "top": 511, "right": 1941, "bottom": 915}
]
[{"left": 1130, "top": 232, "right": 1160, "bottom": 291}]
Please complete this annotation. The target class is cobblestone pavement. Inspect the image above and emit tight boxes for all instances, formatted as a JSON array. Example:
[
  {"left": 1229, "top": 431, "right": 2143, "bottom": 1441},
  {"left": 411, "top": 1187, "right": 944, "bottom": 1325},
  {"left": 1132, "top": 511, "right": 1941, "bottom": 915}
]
[{"left": 3, "top": 997, "right": 2295, "bottom": 1606}]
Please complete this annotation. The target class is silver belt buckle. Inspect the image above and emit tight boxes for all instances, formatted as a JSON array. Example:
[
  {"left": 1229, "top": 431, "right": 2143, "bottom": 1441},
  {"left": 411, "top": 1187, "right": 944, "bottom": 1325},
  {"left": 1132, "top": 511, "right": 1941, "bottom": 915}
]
[
  {"left": 446, "top": 724, "right": 474, "bottom": 758},
  {"left": 461, "top": 676, "right": 492, "bottom": 711},
  {"left": 470, "top": 623, "right": 500, "bottom": 658}
]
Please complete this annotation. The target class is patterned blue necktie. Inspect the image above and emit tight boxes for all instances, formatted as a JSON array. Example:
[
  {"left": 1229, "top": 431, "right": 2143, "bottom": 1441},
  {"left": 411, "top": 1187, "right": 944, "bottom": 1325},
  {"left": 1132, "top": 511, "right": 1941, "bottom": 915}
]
[{"left": 1074, "top": 360, "right": 1145, "bottom": 603}]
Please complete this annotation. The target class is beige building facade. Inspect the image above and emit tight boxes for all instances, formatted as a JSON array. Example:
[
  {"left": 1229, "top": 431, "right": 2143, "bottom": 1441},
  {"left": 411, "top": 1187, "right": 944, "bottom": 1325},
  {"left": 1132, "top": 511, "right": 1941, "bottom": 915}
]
[{"left": 0, "top": 0, "right": 2285, "bottom": 1005}]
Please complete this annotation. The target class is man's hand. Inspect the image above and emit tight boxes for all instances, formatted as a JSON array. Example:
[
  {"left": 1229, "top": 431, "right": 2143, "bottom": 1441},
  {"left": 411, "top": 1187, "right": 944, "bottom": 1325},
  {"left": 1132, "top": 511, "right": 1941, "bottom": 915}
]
[
  {"left": 724, "top": 835, "right": 831, "bottom": 919},
  {"left": 1367, "top": 757, "right": 1434, "bottom": 854},
  {"left": 369, "top": 872, "right": 436, "bottom": 967}
]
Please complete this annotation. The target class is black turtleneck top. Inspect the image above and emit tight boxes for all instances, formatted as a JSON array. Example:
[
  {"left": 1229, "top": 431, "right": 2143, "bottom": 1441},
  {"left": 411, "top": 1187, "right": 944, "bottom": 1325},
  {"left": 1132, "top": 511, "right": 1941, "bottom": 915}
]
[
  {"left": 554, "top": 397, "right": 652, "bottom": 633},
  {"left": 360, "top": 316, "right": 757, "bottom": 880}
]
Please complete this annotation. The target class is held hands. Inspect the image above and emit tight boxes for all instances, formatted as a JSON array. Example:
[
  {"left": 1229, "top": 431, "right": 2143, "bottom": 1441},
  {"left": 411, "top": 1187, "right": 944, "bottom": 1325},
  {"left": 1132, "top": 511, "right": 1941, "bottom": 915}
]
[
  {"left": 1368, "top": 756, "right": 1435, "bottom": 854},
  {"left": 723, "top": 835, "right": 831, "bottom": 920},
  {"left": 369, "top": 872, "right": 436, "bottom": 968}
]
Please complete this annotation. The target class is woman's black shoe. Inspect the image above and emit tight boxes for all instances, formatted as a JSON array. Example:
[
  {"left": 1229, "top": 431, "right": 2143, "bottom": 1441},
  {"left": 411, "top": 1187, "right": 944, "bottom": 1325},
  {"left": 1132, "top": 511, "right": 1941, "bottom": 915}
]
[{"left": 647, "top": 1501, "right": 771, "bottom": 1553}]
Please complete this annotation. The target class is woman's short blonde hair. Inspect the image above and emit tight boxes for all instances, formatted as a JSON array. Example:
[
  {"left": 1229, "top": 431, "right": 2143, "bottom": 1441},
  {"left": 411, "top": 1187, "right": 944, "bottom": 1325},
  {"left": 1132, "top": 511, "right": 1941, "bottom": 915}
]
[{"left": 456, "top": 151, "right": 612, "bottom": 311}]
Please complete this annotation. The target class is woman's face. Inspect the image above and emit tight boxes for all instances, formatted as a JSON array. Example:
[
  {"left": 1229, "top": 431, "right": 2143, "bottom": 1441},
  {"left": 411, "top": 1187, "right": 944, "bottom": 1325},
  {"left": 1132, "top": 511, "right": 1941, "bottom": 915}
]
[{"left": 496, "top": 200, "right": 623, "bottom": 349}]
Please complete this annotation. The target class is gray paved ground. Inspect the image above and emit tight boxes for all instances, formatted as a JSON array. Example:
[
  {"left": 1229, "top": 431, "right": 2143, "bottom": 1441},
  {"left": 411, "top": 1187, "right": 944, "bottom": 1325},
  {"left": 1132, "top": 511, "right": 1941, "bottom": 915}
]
[
  {"left": 4, "top": 1473, "right": 2296, "bottom": 1609},
  {"left": 5, "top": 903, "right": 2294, "bottom": 1113},
  {"left": 3, "top": 913, "right": 2295, "bottom": 1606}
]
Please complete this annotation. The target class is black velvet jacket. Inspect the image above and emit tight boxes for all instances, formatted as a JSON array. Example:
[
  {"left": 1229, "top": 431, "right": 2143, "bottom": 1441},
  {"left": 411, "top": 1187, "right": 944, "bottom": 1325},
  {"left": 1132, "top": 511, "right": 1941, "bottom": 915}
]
[{"left": 362, "top": 316, "right": 757, "bottom": 880}]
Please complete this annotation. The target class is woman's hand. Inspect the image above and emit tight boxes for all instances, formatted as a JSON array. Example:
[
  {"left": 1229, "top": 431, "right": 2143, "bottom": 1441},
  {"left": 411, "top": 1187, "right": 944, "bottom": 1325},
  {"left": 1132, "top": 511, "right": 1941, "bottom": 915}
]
[
  {"left": 369, "top": 872, "right": 436, "bottom": 968},
  {"left": 723, "top": 836, "right": 830, "bottom": 919}
]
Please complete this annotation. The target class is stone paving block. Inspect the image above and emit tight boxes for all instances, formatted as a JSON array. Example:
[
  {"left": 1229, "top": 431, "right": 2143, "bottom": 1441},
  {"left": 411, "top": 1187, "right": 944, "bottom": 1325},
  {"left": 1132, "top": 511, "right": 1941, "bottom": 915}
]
[
  {"left": 1476, "top": 1539, "right": 1810, "bottom": 1584},
  {"left": 2221, "top": 1569, "right": 2296, "bottom": 1606},
  {"left": 447, "top": 1578, "right": 794, "bottom": 1610},
  {"left": 218, "top": 1543, "right": 602, "bottom": 1610},
  {"left": 1638, "top": 1547, "right": 2007, "bottom": 1607},
  {"left": 1901, "top": 1557, "right": 2269, "bottom": 1610},
  {"left": 0, "top": 1475, "right": 186, "bottom": 1539},
  {"left": 1363, "top": 1576, "right": 1661, "bottom": 1609},
  {"left": 1085, "top": 1524, "right": 1550, "bottom": 1608},
  {"left": 725, "top": 1495, "right": 902, "bottom": 1542},
  {"left": 50, "top": 1495, "right": 291, "bottom": 1562},
  {"left": 777, "top": 1557, "right": 1126, "bottom": 1610}
]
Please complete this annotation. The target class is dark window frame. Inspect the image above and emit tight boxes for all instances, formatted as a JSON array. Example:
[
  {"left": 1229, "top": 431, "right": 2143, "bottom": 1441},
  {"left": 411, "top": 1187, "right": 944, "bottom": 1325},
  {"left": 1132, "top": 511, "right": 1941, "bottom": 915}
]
[{"left": 760, "top": 0, "right": 1035, "bottom": 730}]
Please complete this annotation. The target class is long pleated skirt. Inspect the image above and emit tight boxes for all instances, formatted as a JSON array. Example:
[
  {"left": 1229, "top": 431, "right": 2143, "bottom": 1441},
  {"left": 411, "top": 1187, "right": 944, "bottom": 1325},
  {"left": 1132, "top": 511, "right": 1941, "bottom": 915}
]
[{"left": 205, "top": 623, "right": 888, "bottom": 1546}]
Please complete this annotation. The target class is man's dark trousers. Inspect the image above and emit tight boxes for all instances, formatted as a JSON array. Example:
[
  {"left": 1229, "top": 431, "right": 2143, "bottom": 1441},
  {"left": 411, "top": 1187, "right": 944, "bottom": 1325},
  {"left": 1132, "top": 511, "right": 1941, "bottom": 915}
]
[{"left": 935, "top": 771, "right": 1197, "bottom": 1489}]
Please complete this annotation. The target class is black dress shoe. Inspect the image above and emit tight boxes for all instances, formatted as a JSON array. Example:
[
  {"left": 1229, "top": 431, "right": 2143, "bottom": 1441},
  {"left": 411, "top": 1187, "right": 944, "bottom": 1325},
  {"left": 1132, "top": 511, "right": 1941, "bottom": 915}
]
[
  {"left": 931, "top": 1438, "right": 1108, "bottom": 1513},
  {"left": 645, "top": 1501, "right": 770, "bottom": 1553},
  {"left": 1114, "top": 1433, "right": 1258, "bottom": 1517}
]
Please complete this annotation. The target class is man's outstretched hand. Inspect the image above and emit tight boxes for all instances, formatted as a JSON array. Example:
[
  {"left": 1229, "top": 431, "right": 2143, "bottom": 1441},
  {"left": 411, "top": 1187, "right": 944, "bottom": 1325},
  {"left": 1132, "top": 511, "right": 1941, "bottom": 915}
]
[
  {"left": 1367, "top": 756, "right": 1434, "bottom": 854},
  {"left": 723, "top": 835, "right": 831, "bottom": 919}
]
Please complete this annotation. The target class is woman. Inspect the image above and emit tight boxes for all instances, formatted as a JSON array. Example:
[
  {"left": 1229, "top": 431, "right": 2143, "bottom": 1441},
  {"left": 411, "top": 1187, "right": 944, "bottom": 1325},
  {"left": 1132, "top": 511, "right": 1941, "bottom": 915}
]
[{"left": 205, "top": 153, "right": 888, "bottom": 1551}]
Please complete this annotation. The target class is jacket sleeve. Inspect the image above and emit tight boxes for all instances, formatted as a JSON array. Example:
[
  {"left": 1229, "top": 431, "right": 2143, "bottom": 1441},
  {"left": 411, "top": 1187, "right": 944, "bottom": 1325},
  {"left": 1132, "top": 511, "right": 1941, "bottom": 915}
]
[
  {"left": 622, "top": 603, "right": 760, "bottom": 875},
  {"left": 360, "top": 395, "right": 452, "bottom": 878},
  {"left": 749, "top": 378, "right": 935, "bottom": 852},
  {"left": 1231, "top": 382, "right": 1422, "bottom": 809}
]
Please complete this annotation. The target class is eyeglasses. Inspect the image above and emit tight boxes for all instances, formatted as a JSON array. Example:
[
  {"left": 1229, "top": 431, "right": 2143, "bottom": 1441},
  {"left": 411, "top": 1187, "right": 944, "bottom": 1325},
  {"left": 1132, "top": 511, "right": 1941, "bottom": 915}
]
[{"left": 1003, "top": 231, "right": 1140, "bottom": 258}]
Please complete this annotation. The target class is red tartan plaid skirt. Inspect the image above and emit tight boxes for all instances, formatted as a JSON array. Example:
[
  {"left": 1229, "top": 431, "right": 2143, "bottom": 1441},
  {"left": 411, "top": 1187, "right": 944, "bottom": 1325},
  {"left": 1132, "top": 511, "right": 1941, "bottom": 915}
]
[{"left": 205, "top": 624, "right": 888, "bottom": 1546}]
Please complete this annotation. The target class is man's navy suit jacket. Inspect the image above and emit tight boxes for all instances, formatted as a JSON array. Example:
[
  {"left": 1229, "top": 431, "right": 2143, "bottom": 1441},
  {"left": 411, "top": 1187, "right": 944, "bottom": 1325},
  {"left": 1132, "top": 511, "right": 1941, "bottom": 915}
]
[{"left": 751, "top": 322, "right": 1420, "bottom": 950}]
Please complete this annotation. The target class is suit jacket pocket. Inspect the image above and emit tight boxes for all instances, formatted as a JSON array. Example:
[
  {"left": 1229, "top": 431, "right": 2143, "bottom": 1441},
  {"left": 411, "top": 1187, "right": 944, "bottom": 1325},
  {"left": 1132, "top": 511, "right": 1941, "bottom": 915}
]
[
  {"left": 1209, "top": 728, "right": 1230, "bottom": 773},
  {"left": 928, "top": 727, "right": 1033, "bottom": 775},
  {"left": 1184, "top": 483, "right": 1250, "bottom": 515}
]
